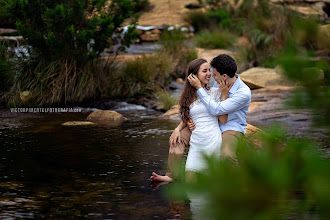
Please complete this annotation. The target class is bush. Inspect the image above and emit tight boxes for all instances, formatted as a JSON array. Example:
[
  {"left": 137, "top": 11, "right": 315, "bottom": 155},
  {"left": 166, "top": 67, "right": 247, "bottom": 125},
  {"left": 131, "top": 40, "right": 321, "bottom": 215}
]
[
  {"left": 194, "top": 30, "right": 237, "bottom": 49},
  {"left": 0, "top": 41, "right": 14, "bottom": 95},
  {"left": 133, "top": 0, "right": 151, "bottom": 13},
  {"left": 0, "top": 0, "right": 15, "bottom": 28},
  {"left": 171, "top": 128, "right": 330, "bottom": 219},
  {"left": 184, "top": 9, "right": 231, "bottom": 33},
  {"left": 7, "top": 0, "right": 138, "bottom": 62},
  {"left": 3, "top": 0, "right": 139, "bottom": 106}
]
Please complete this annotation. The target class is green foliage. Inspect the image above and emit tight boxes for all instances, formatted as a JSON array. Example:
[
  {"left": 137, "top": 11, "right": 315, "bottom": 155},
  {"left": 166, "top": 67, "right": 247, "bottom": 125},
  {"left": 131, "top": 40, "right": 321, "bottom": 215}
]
[
  {"left": 237, "top": 28, "right": 275, "bottom": 67},
  {"left": 171, "top": 127, "right": 330, "bottom": 219},
  {"left": 7, "top": 0, "right": 138, "bottom": 62},
  {"left": 0, "top": 0, "right": 14, "bottom": 28},
  {"left": 154, "top": 89, "right": 177, "bottom": 111},
  {"left": 194, "top": 30, "right": 236, "bottom": 49},
  {"left": 132, "top": 0, "right": 151, "bottom": 13},
  {"left": 159, "top": 29, "right": 198, "bottom": 79},
  {"left": 0, "top": 40, "right": 14, "bottom": 95},
  {"left": 184, "top": 9, "right": 231, "bottom": 33}
]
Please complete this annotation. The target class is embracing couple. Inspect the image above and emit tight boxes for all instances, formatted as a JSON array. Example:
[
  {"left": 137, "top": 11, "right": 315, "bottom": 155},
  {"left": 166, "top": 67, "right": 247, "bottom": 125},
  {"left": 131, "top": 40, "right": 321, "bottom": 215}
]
[{"left": 151, "top": 54, "right": 251, "bottom": 182}]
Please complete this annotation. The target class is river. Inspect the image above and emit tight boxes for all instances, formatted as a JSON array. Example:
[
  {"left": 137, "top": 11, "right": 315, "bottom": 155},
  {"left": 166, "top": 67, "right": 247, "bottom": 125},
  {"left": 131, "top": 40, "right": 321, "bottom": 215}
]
[{"left": 0, "top": 102, "right": 188, "bottom": 219}]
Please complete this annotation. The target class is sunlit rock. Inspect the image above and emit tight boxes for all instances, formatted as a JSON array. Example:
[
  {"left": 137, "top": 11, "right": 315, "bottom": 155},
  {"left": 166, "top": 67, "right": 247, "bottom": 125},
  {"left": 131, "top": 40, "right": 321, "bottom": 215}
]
[
  {"left": 62, "top": 121, "right": 96, "bottom": 126},
  {"left": 239, "top": 67, "right": 294, "bottom": 89},
  {"left": 176, "top": 78, "right": 184, "bottom": 84},
  {"left": 20, "top": 91, "right": 32, "bottom": 102},
  {"left": 87, "top": 110, "right": 127, "bottom": 126},
  {"left": 161, "top": 104, "right": 180, "bottom": 120}
]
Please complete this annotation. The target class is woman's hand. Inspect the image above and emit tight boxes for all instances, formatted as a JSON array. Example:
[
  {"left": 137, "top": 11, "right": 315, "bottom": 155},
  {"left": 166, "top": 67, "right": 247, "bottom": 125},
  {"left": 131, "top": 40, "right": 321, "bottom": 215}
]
[
  {"left": 169, "top": 128, "right": 181, "bottom": 148},
  {"left": 187, "top": 118, "right": 196, "bottom": 131}
]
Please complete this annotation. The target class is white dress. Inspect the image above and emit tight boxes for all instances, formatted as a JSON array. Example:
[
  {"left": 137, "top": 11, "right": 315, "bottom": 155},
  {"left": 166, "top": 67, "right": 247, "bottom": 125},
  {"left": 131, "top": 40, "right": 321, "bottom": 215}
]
[{"left": 185, "top": 87, "right": 222, "bottom": 172}]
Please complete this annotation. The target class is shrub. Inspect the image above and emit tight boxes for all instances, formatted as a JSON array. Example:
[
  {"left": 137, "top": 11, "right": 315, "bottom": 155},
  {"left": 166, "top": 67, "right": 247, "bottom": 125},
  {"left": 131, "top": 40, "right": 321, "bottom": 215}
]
[
  {"left": 0, "top": 0, "right": 14, "bottom": 28},
  {"left": 3, "top": 0, "right": 139, "bottom": 106},
  {"left": 7, "top": 0, "right": 138, "bottom": 62},
  {"left": 171, "top": 128, "right": 330, "bottom": 219},
  {"left": 0, "top": 40, "right": 14, "bottom": 95},
  {"left": 133, "top": 0, "right": 151, "bottom": 13},
  {"left": 194, "top": 30, "right": 236, "bottom": 49},
  {"left": 184, "top": 11, "right": 212, "bottom": 33},
  {"left": 184, "top": 9, "right": 232, "bottom": 33}
]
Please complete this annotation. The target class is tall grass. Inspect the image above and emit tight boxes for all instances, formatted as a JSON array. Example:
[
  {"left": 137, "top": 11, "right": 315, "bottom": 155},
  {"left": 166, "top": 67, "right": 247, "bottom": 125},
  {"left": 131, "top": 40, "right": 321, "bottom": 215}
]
[
  {"left": 4, "top": 58, "right": 108, "bottom": 106},
  {"left": 153, "top": 89, "right": 177, "bottom": 111},
  {"left": 159, "top": 29, "right": 198, "bottom": 79},
  {"left": 106, "top": 53, "right": 172, "bottom": 98}
]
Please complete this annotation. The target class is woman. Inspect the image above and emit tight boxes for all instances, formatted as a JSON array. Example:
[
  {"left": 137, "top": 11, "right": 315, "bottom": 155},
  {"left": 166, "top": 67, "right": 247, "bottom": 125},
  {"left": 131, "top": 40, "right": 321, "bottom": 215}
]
[{"left": 178, "top": 58, "right": 228, "bottom": 181}]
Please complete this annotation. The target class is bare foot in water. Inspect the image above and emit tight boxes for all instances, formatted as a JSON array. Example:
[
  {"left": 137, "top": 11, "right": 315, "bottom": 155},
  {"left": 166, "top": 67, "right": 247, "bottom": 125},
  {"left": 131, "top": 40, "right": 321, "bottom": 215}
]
[{"left": 150, "top": 172, "right": 173, "bottom": 182}]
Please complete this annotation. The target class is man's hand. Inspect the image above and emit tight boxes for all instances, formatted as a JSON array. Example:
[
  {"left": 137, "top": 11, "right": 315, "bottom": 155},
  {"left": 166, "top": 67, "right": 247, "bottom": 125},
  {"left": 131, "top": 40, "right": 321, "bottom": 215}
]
[
  {"left": 169, "top": 128, "right": 181, "bottom": 148},
  {"left": 187, "top": 74, "right": 202, "bottom": 89},
  {"left": 187, "top": 118, "right": 196, "bottom": 131},
  {"left": 218, "top": 79, "right": 232, "bottom": 100}
]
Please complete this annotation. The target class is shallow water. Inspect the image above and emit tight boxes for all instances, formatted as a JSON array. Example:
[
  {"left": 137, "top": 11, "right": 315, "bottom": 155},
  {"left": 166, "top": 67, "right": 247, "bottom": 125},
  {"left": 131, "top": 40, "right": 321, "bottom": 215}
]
[{"left": 0, "top": 103, "right": 188, "bottom": 219}]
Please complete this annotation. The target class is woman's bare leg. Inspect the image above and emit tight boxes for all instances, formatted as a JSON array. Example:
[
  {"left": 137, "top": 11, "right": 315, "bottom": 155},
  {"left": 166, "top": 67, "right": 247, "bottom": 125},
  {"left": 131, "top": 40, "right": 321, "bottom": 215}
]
[{"left": 150, "top": 127, "right": 191, "bottom": 182}]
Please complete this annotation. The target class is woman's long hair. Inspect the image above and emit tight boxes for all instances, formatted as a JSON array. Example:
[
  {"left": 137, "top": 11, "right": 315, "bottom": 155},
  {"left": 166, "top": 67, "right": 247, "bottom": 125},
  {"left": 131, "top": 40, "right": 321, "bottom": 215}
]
[{"left": 179, "top": 58, "right": 207, "bottom": 122}]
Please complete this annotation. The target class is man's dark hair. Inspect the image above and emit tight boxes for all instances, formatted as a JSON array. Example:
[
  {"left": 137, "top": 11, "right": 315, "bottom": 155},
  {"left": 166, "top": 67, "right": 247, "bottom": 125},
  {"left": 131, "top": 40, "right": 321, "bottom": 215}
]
[{"left": 210, "top": 54, "right": 237, "bottom": 78}]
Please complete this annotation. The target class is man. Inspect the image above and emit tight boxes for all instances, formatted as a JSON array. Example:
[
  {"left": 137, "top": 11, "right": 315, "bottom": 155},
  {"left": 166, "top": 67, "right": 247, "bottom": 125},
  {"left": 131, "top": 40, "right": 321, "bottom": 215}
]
[{"left": 151, "top": 54, "right": 251, "bottom": 182}]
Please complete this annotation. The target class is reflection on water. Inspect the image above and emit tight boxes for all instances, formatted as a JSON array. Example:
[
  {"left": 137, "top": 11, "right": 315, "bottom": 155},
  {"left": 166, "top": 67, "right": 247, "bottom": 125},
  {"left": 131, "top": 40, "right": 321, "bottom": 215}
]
[{"left": 0, "top": 104, "right": 192, "bottom": 219}]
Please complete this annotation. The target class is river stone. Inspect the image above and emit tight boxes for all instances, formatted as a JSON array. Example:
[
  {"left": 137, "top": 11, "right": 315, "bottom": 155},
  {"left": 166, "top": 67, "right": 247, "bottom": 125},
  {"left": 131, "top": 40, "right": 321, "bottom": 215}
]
[
  {"left": 20, "top": 91, "right": 32, "bottom": 102},
  {"left": 87, "top": 110, "right": 127, "bottom": 125},
  {"left": 62, "top": 121, "right": 96, "bottom": 126},
  {"left": 239, "top": 67, "right": 294, "bottom": 89}
]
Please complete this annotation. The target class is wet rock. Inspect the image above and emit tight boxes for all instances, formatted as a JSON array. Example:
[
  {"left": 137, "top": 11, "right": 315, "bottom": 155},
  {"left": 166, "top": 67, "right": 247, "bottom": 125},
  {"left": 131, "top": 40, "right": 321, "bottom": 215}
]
[
  {"left": 62, "top": 121, "right": 96, "bottom": 126},
  {"left": 247, "top": 86, "right": 328, "bottom": 144},
  {"left": 87, "top": 110, "right": 127, "bottom": 126},
  {"left": 239, "top": 67, "right": 294, "bottom": 89}
]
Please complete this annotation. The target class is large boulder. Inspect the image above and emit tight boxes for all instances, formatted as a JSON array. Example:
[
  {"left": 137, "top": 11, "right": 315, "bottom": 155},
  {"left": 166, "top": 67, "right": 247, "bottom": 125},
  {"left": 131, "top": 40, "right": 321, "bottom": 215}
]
[
  {"left": 271, "top": 0, "right": 330, "bottom": 18},
  {"left": 87, "top": 110, "right": 127, "bottom": 126},
  {"left": 239, "top": 67, "right": 294, "bottom": 89}
]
